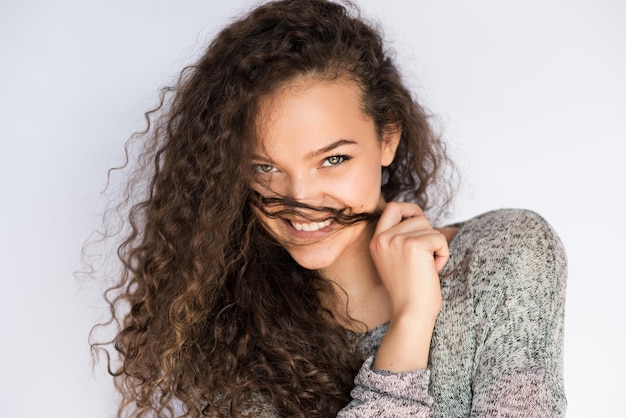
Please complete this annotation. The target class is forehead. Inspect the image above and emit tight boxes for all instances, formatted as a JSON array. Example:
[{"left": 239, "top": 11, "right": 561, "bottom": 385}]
[{"left": 254, "top": 77, "right": 373, "bottom": 154}]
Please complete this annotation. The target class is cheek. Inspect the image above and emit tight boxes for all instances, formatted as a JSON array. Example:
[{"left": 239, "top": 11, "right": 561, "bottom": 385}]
[
  {"left": 331, "top": 166, "right": 382, "bottom": 211},
  {"left": 251, "top": 175, "right": 291, "bottom": 202},
  {"left": 252, "top": 206, "right": 284, "bottom": 240},
  {"left": 251, "top": 176, "right": 276, "bottom": 197}
]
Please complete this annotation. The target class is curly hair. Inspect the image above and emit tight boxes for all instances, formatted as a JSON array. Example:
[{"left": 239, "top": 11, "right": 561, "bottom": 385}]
[{"left": 90, "top": 0, "right": 455, "bottom": 416}]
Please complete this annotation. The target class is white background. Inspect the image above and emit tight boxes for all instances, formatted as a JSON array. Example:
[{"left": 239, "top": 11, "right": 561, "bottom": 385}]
[{"left": 1, "top": 0, "right": 624, "bottom": 417}]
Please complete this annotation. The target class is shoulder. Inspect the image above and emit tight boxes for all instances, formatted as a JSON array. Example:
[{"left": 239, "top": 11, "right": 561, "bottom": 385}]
[
  {"left": 453, "top": 208, "right": 558, "bottom": 241},
  {"left": 451, "top": 208, "right": 565, "bottom": 258},
  {"left": 446, "top": 208, "right": 567, "bottom": 290}
]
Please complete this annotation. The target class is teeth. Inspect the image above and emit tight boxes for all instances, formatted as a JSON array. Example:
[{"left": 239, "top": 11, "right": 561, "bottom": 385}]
[{"left": 291, "top": 219, "right": 331, "bottom": 232}]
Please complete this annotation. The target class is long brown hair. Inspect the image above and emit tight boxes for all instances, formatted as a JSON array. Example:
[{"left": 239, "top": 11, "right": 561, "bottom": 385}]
[{"left": 89, "top": 0, "right": 455, "bottom": 416}]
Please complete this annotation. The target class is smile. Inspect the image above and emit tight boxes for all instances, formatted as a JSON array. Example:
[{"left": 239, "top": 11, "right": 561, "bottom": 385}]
[{"left": 289, "top": 219, "right": 332, "bottom": 232}]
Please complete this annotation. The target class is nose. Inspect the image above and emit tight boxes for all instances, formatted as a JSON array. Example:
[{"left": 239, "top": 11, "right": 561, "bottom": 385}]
[{"left": 287, "top": 172, "right": 319, "bottom": 202}]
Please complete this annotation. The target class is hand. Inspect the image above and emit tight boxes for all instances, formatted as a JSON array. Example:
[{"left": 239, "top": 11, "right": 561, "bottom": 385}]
[
  {"left": 370, "top": 202, "right": 449, "bottom": 319},
  {"left": 369, "top": 202, "right": 450, "bottom": 371}
]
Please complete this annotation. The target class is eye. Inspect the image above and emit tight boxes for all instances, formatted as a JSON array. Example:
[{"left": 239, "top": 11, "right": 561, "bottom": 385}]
[
  {"left": 321, "top": 155, "right": 350, "bottom": 167},
  {"left": 255, "top": 164, "right": 277, "bottom": 173}
]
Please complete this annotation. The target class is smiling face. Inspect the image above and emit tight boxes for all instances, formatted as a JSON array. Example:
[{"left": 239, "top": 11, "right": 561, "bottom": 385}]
[{"left": 252, "top": 77, "right": 400, "bottom": 274}]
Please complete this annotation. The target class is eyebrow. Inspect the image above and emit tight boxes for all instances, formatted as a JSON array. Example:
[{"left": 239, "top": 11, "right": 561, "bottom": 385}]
[
  {"left": 252, "top": 139, "right": 358, "bottom": 163},
  {"left": 304, "top": 139, "right": 358, "bottom": 160}
]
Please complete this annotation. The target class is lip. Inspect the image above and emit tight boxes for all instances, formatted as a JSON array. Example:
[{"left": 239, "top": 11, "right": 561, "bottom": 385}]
[
  {"left": 285, "top": 215, "right": 331, "bottom": 223},
  {"left": 281, "top": 217, "right": 336, "bottom": 240}
]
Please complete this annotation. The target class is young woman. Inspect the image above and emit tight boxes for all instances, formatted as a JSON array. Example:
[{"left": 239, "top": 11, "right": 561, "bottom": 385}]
[{"left": 91, "top": 0, "right": 567, "bottom": 416}]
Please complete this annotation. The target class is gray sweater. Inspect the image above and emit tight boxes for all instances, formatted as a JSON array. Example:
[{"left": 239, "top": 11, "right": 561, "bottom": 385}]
[{"left": 339, "top": 209, "right": 567, "bottom": 417}]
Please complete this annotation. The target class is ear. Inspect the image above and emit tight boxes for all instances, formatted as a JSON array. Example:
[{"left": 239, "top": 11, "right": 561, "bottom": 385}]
[{"left": 380, "top": 124, "right": 401, "bottom": 167}]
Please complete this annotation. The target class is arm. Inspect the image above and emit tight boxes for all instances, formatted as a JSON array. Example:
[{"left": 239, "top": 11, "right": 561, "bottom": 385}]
[
  {"left": 339, "top": 202, "right": 448, "bottom": 417},
  {"left": 337, "top": 356, "right": 433, "bottom": 417},
  {"left": 469, "top": 210, "right": 567, "bottom": 417}
]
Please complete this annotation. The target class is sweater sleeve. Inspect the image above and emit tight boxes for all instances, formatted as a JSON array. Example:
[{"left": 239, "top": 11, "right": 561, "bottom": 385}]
[
  {"left": 337, "top": 356, "right": 433, "bottom": 417},
  {"left": 468, "top": 210, "right": 567, "bottom": 417}
]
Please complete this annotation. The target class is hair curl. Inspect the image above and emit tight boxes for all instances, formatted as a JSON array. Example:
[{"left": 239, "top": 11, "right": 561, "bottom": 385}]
[{"left": 89, "top": 0, "right": 455, "bottom": 416}]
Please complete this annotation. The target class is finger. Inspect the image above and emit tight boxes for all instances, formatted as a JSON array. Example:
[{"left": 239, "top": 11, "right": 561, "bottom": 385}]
[
  {"left": 375, "top": 202, "right": 425, "bottom": 235},
  {"left": 434, "top": 239, "right": 450, "bottom": 273},
  {"left": 402, "top": 229, "right": 449, "bottom": 254},
  {"left": 398, "top": 230, "right": 450, "bottom": 273},
  {"left": 378, "top": 213, "right": 433, "bottom": 237}
]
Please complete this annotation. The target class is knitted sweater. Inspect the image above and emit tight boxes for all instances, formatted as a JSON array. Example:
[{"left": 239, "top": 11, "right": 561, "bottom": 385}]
[{"left": 338, "top": 208, "right": 567, "bottom": 417}]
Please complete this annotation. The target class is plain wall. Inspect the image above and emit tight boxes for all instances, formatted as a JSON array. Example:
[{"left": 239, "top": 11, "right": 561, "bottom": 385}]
[{"left": 1, "top": 0, "right": 624, "bottom": 417}]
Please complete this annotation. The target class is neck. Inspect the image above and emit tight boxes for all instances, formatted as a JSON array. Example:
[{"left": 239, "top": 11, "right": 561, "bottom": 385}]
[{"left": 318, "top": 221, "right": 392, "bottom": 332}]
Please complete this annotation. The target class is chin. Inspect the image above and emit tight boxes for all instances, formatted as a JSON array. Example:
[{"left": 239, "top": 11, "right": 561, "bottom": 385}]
[{"left": 286, "top": 246, "right": 338, "bottom": 271}]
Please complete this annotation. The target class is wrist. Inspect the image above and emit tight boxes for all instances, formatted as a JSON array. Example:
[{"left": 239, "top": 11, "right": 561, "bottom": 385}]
[
  {"left": 373, "top": 309, "right": 438, "bottom": 372},
  {"left": 391, "top": 302, "right": 441, "bottom": 325}
]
